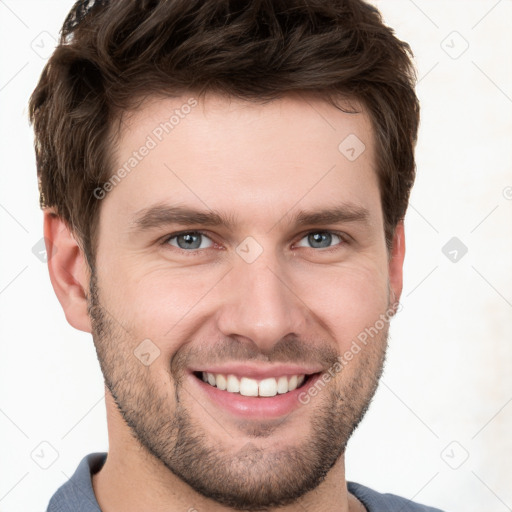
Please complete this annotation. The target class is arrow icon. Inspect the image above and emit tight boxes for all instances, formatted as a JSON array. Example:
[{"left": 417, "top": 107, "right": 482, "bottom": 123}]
[
  {"left": 338, "top": 134, "right": 365, "bottom": 161},
  {"left": 134, "top": 339, "right": 160, "bottom": 366},
  {"left": 31, "top": 441, "right": 59, "bottom": 469},
  {"left": 440, "top": 31, "right": 469, "bottom": 60},
  {"left": 442, "top": 237, "right": 468, "bottom": 263},
  {"left": 236, "top": 236, "right": 263, "bottom": 263}
]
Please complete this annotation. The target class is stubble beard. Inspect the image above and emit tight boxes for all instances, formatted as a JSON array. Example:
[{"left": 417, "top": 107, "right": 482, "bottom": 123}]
[{"left": 87, "top": 271, "right": 388, "bottom": 511}]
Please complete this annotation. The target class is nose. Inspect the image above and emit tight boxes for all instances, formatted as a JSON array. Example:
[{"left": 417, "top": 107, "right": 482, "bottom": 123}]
[{"left": 215, "top": 249, "right": 308, "bottom": 354}]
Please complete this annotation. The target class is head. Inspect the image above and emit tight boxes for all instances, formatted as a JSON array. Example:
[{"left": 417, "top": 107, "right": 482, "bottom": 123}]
[{"left": 30, "top": 0, "right": 419, "bottom": 510}]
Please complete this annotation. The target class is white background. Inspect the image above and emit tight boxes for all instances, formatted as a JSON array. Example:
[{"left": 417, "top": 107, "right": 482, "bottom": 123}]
[{"left": 1, "top": 1, "right": 511, "bottom": 511}]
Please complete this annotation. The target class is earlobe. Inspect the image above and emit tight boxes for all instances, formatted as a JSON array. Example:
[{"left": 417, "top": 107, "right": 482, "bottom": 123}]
[
  {"left": 388, "top": 220, "right": 406, "bottom": 311},
  {"left": 44, "top": 210, "right": 92, "bottom": 333}
]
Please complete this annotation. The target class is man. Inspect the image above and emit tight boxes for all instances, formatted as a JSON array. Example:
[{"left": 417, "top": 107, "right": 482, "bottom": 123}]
[{"left": 29, "top": 0, "right": 445, "bottom": 510}]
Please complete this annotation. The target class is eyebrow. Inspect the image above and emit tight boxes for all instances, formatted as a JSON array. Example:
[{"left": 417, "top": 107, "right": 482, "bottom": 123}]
[{"left": 130, "top": 202, "right": 371, "bottom": 232}]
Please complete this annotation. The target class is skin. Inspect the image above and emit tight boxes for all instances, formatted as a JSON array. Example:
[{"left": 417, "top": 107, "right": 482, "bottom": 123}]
[{"left": 45, "top": 92, "right": 405, "bottom": 512}]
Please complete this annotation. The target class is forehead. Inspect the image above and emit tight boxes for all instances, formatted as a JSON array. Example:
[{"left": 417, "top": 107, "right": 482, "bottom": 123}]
[{"left": 103, "top": 93, "right": 381, "bottom": 230}]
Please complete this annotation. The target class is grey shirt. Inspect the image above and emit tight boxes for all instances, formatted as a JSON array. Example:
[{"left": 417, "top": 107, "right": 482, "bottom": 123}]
[{"left": 46, "top": 453, "right": 446, "bottom": 512}]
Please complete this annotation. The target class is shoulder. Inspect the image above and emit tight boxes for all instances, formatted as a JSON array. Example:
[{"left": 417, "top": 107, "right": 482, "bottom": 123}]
[
  {"left": 46, "top": 453, "right": 107, "bottom": 512},
  {"left": 348, "top": 481, "right": 447, "bottom": 512}
]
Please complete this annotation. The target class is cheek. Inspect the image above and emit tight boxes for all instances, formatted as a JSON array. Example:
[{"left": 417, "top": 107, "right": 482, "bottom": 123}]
[
  {"left": 98, "top": 253, "right": 389, "bottom": 354},
  {"left": 292, "top": 263, "right": 389, "bottom": 345},
  {"left": 101, "top": 264, "right": 220, "bottom": 338}
]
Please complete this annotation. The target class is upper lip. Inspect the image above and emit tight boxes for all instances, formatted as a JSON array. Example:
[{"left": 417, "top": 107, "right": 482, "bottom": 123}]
[{"left": 189, "top": 363, "right": 323, "bottom": 380}]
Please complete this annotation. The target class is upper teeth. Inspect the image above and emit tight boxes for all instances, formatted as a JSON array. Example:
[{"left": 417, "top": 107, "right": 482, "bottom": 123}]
[{"left": 201, "top": 372, "right": 306, "bottom": 397}]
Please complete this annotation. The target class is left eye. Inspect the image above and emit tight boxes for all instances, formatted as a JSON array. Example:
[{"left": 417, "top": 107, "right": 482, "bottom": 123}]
[
  {"left": 165, "top": 232, "right": 214, "bottom": 250},
  {"left": 295, "top": 232, "right": 344, "bottom": 249}
]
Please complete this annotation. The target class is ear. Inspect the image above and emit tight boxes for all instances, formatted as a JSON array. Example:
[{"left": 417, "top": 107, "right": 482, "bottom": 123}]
[
  {"left": 44, "top": 210, "right": 92, "bottom": 333},
  {"left": 388, "top": 220, "right": 405, "bottom": 311}
]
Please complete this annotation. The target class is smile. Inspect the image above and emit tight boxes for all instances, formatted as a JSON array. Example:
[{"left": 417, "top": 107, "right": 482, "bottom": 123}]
[
  {"left": 189, "top": 364, "right": 324, "bottom": 418},
  {"left": 197, "top": 371, "right": 308, "bottom": 397}
]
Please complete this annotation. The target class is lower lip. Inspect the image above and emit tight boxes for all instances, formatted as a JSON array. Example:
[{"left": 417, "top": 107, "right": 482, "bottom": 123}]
[{"left": 189, "top": 372, "right": 321, "bottom": 419}]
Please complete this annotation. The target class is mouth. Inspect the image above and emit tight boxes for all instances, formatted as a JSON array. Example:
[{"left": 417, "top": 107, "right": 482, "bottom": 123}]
[
  {"left": 189, "top": 367, "right": 324, "bottom": 419},
  {"left": 193, "top": 371, "right": 314, "bottom": 397}
]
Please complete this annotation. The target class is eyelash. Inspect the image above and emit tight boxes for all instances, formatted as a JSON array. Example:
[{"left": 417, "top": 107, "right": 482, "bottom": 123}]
[{"left": 160, "top": 230, "right": 350, "bottom": 254}]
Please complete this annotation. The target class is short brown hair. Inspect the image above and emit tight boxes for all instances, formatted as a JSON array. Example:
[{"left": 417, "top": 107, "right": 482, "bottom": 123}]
[{"left": 29, "top": 0, "right": 419, "bottom": 268}]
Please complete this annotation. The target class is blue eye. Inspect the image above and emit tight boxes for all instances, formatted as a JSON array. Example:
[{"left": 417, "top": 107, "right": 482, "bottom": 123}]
[
  {"left": 295, "top": 232, "right": 344, "bottom": 249},
  {"left": 162, "top": 230, "right": 347, "bottom": 254},
  {"left": 165, "top": 231, "right": 214, "bottom": 250}
]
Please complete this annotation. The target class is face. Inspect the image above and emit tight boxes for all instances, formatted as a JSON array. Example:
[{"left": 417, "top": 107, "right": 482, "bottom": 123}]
[{"left": 88, "top": 93, "right": 401, "bottom": 510}]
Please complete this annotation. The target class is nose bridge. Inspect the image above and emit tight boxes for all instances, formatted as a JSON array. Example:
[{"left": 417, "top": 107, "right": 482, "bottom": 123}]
[{"left": 216, "top": 249, "right": 306, "bottom": 351}]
